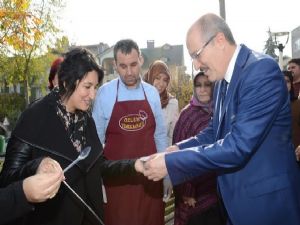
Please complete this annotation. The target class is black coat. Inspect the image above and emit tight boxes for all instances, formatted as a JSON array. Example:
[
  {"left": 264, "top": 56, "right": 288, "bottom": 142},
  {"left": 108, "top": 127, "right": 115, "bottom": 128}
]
[
  {"left": 0, "top": 181, "right": 34, "bottom": 225},
  {"left": 0, "top": 93, "right": 136, "bottom": 225}
]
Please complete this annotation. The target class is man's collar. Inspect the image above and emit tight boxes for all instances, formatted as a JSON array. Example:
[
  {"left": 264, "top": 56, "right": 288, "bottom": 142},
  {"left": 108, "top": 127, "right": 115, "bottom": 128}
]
[
  {"left": 224, "top": 44, "right": 241, "bottom": 83},
  {"left": 118, "top": 76, "right": 142, "bottom": 89}
]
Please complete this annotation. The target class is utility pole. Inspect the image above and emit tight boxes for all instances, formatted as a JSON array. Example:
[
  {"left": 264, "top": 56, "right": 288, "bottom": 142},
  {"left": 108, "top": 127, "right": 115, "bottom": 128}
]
[
  {"left": 219, "top": 0, "right": 226, "bottom": 20},
  {"left": 270, "top": 31, "right": 290, "bottom": 70}
]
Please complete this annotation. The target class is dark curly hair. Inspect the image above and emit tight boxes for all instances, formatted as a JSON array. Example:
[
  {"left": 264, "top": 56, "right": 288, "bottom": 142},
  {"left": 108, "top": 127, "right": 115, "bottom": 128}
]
[
  {"left": 288, "top": 58, "right": 300, "bottom": 66},
  {"left": 58, "top": 47, "right": 104, "bottom": 100}
]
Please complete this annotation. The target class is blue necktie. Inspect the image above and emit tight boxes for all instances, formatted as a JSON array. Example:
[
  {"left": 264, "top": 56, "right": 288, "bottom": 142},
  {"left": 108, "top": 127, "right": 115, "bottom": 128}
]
[{"left": 220, "top": 79, "right": 228, "bottom": 108}]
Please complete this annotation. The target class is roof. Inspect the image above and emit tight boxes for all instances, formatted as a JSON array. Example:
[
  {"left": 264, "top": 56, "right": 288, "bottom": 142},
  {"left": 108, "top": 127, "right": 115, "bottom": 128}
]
[{"left": 141, "top": 44, "right": 184, "bottom": 68}]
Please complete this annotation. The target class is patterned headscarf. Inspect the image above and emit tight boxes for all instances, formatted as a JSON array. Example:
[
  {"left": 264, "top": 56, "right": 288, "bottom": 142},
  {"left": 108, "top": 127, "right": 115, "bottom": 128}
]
[
  {"left": 190, "top": 71, "right": 214, "bottom": 112},
  {"left": 143, "top": 60, "right": 173, "bottom": 108}
]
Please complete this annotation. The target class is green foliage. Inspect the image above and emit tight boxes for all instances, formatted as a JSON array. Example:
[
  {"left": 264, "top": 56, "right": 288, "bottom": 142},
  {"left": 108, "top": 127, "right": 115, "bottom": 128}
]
[
  {"left": 0, "top": 93, "right": 26, "bottom": 129},
  {"left": 169, "top": 73, "right": 193, "bottom": 110},
  {"left": 0, "top": 36, "right": 70, "bottom": 102},
  {"left": 0, "top": 0, "right": 65, "bottom": 105},
  {"left": 49, "top": 36, "right": 70, "bottom": 55}
]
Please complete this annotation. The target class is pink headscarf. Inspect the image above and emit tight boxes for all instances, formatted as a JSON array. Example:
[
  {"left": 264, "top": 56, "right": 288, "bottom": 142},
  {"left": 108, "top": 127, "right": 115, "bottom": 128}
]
[{"left": 143, "top": 60, "right": 173, "bottom": 108}]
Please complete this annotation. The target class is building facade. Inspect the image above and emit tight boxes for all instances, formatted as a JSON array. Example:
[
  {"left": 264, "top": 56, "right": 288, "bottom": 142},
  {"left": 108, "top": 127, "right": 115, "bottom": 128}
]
[
  {"left": 291, "top": 26, "right": 300, "bottom": 58},
  {"left": 82, "top": 40, "right": 186, "bottom": 84}
]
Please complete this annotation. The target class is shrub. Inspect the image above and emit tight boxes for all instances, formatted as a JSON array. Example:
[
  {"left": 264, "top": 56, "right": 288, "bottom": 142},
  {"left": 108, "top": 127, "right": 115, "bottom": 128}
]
[{"left": 0, "top": 93, "right": 26, "bottom": 130}]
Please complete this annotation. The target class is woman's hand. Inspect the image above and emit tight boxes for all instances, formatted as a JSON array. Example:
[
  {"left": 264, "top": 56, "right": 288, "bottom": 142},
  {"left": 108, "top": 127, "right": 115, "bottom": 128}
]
[
  {"left": 182, "top": 196, "right": 197, "bottom": 208},
  {"left": 134, "top": 159, "right": 145, "bottom": 173},
  {"left": 23, "top": 171, "right": 64, "bottom": 202},
  {"left": 37, "top": 157, "right": 62, "bottom": 174}
]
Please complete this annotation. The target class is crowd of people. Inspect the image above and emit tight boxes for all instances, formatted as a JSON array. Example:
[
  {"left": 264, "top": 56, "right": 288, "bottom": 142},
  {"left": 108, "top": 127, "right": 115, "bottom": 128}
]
[{"left": 1, "top": 12, "right": 300, "bottom": 225}]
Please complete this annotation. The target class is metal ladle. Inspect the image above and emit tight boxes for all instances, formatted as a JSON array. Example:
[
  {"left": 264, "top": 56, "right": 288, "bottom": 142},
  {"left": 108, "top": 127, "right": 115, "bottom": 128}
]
[
  {"left": 62, "top": 146, "right": 105, "bottom": 225},
  {"left": 13, "top": 139, "right": 103, "bottom": 224},
  {"left": 63, "top": 146, "right": 91, "bottom": 173}
]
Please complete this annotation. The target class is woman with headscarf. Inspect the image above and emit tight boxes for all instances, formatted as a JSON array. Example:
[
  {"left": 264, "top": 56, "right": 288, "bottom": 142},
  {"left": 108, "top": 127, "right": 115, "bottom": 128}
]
[
  {"left": 172, "top": 71, "right": 224, "bottom": 225},
  {"left": 144, "top": 60, "right": 179, "bottom": 146}
]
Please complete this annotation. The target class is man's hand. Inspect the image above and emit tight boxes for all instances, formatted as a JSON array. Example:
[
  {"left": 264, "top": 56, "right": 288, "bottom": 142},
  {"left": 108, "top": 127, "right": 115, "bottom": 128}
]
[
  {"left": 166, "top": 145, "right": 179, "bottom": 152},
  {"left": 143, "top": 152, "right": 168, "bottom": 181}
]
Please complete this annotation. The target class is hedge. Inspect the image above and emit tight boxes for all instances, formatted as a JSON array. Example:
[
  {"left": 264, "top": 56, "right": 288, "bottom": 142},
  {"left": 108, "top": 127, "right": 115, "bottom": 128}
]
[{"left": 0, "top": 93, "right": 26, "bottom": 130}]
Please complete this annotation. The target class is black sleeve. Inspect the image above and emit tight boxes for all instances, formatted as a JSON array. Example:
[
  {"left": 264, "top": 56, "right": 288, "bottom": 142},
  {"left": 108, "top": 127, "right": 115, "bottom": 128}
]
[
  {"left": 87, "top": 115, "right": 138, "bottom": 178},
  {"left": 100, "top": 156, "right": 137, "bottom": 178},
  {"left": 0, "top": 136, "right": 43, "bottom": 187},
  {"left": 0, "top": 181, "right": 34, "bottom": 224}
]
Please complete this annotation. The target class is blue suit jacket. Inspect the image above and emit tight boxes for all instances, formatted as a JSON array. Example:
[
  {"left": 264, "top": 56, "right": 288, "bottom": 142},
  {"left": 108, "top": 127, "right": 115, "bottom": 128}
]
[{"left": 166, "top": 45, "right": 300, "bottom": 225}]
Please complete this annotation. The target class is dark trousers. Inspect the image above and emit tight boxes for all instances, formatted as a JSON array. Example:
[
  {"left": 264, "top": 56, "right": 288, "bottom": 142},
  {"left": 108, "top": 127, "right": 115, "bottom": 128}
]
[{"left": 187, "top": 205, "right": 226, "bottom": 225}]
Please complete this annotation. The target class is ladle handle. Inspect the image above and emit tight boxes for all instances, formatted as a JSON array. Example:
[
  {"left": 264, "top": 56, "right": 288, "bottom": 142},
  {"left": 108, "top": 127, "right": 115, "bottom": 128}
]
[
  {"left": 63, "top": 159, "right": 79, "bottom": 173},
  {"left": 63, "top": 181, "right": 104, "bottom": 225}
]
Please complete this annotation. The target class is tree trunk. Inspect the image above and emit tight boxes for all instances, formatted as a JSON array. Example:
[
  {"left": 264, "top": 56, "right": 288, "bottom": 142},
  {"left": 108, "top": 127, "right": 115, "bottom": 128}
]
[
  {"left": 23, "top": 70, "right": 30, "bottom": 106},
  {"left": 23, "top": 79, "right": 29, "bottom": 106}
]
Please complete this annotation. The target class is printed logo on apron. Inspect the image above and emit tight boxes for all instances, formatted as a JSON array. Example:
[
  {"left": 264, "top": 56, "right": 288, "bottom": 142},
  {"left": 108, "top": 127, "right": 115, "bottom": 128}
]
[{"left": 119, "top": 110, "right": 148, "bottom": 131}]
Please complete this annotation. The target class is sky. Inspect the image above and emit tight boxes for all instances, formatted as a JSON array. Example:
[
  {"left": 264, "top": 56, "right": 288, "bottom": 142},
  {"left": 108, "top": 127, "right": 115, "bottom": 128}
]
[{"left": 60, "top": 0, "right": 300, "bottom": 74}]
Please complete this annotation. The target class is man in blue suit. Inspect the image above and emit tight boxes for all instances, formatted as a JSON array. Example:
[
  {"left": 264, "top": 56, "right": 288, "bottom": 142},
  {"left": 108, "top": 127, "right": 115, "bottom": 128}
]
[{"left": 143, "top": 13, "right": 300, "bottom": 225}]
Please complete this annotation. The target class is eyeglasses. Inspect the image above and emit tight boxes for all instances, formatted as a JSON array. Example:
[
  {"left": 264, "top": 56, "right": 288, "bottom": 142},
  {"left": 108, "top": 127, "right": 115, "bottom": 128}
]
[{"left": 191, "top": 34, "right": 217, "bottom": 61}]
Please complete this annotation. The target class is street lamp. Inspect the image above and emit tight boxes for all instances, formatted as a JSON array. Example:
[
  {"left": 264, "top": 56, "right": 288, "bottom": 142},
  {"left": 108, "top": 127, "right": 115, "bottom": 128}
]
[{"left": 270, "top": 31, "right": 290, "bottom": 70}]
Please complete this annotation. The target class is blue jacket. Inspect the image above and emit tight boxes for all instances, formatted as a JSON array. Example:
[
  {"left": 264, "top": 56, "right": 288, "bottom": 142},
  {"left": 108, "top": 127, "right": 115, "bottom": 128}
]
[{"left": 166, "top": 45, "right": 300, "bottom": 225}]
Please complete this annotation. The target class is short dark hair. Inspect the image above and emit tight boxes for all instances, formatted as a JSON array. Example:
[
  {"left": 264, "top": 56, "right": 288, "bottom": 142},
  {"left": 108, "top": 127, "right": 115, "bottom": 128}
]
[
  {"left": 288, "top": 58, "right": 300, "bottom": 66},
  {"left": 113, "top": 39, "right": 140, "bottom": 61},
  {"left": 58, "top": 47, "right": 104, "bottom": 100}
]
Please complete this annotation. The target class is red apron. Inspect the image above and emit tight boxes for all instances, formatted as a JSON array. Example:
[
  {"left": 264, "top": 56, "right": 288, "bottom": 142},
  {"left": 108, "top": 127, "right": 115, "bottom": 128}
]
[{"left": 103, "top": 80, "right": 164, "bottom": 225}]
